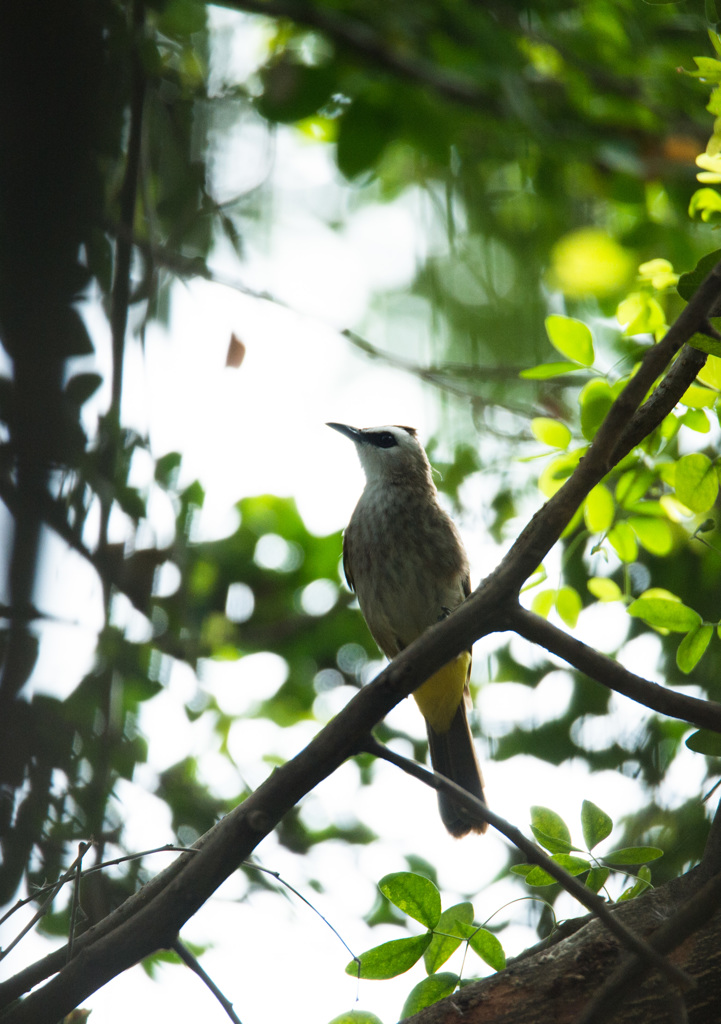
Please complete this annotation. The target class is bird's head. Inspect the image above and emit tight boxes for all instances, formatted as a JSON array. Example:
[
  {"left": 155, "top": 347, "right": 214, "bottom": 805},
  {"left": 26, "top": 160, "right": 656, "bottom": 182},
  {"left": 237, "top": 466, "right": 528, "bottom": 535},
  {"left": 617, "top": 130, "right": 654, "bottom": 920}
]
[{"left": 326, "top": 422, "right": 433, "bottom": 487}]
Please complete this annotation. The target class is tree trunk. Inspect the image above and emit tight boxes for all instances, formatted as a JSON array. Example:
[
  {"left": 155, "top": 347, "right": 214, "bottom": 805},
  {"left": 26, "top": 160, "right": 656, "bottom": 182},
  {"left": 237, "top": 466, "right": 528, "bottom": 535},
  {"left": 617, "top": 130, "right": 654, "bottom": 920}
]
[{"left": 407, "top": 868, "right": 721, "bottom": 1024}]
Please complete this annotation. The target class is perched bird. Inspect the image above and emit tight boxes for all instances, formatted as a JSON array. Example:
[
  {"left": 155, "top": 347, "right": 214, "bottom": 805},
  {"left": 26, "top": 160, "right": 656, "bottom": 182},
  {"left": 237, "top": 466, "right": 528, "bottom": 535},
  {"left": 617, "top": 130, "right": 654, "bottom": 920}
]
[{"left": 327, "top": 422, "right": 487, "bottom": 837}]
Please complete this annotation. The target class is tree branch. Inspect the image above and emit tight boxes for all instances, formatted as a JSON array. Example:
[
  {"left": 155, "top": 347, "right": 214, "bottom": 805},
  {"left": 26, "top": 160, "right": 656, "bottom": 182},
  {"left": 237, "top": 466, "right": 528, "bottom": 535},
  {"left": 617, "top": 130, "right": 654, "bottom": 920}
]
[
  {"left": 363, "top": 737, "right": 691, "bottom": 990},
  {"left": 576, "top": 866, "right": 721, "bottom": 1024},
  {"left": 504, "top": 603, "right": 721, "bottom": 733},
  {"left": 216, "top": 0, "right": 495, "bottom": 109},
  {"left": 4, "top": 261, "right": 721, "bottom": 1022}
]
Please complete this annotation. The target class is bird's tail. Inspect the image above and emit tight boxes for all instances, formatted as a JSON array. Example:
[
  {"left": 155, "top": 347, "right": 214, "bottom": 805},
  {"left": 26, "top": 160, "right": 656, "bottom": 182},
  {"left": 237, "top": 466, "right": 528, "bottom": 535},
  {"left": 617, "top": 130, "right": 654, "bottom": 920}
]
[{"left": 426, "top": 701, "right": 487, "bottom": 838}]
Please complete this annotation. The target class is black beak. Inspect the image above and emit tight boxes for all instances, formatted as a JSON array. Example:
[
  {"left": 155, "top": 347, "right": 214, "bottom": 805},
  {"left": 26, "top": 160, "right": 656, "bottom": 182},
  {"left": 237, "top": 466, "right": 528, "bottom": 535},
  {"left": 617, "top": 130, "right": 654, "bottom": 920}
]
[{"left": 326, "top": 422, "right": 364, "bottom": 443}]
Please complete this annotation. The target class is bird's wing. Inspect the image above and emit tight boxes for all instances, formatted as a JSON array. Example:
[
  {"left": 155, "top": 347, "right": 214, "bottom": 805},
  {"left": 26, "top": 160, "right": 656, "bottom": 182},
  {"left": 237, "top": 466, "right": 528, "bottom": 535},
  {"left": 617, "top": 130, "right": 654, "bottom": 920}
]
[{"left": 342, "top": 534, "right": 355, "bottom": 592}]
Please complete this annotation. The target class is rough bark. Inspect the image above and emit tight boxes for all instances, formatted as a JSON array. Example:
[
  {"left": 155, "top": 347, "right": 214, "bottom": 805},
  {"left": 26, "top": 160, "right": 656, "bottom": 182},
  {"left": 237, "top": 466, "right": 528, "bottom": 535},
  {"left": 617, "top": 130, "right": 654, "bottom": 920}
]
[{"left": 407, "top": 868, "right": 721, "bottom": 1024}]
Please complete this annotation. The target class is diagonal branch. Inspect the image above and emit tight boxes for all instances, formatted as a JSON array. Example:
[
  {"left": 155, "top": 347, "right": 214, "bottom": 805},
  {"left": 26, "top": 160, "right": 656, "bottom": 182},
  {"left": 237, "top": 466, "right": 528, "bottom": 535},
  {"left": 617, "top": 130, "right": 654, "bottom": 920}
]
[{"left": 504, "top": 602, "right": 721, "bottom": 733}]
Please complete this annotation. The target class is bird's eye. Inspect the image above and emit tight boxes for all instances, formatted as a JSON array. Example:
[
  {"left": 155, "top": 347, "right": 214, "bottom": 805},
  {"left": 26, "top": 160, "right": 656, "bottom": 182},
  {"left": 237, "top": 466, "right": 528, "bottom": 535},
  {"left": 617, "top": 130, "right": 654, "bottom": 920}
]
[{"left": 375, "top": 432, "right": 398, "bottom": 448}]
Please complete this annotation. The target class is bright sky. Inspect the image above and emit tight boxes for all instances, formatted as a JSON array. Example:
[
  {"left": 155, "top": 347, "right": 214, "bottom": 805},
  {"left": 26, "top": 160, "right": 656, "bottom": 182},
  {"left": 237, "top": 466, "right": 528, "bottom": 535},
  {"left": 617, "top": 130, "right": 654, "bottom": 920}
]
[{"left": 2, "top": 8, "right": 710, "bottom": 1024}]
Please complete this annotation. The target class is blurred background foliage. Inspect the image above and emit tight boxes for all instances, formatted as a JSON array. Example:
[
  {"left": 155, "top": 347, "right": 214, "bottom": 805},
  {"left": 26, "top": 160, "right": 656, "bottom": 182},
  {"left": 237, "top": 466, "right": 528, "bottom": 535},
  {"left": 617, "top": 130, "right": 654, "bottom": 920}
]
[{"left": 1, "top": 0, "right": 721, "bottom": 981}]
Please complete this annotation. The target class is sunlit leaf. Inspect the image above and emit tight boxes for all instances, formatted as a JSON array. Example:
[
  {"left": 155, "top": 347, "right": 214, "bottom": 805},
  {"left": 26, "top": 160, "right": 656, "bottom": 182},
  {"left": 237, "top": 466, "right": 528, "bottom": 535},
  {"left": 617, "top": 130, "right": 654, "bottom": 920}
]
[
  {"left": 584, "top": 484, "right": 614, "bottom": 534},
  {"left": 603, "top": 846, "right": 664, "bottom": 865},
  {"left": 379, "top": 872, "right": 441, "bottom": 928},
  {"left": 550, "top": 228, "right": 634, "bottom": 298},
  {"left": 579, "top": 379, "right": 614, "bottom": 440},
  {"left": 608, "top": 521, "right": 638, "bottom": 562},
  {"left": 347, "top": 934, "right": 432, "bottom": 979},
  {"left": 676, "top": 623, "right": 713, "bottom": 673},
  {"left": 675, "top": 453, "right": 719, "bottom": 512},
  {"left": 680, "top": 383, "right": 718, "bottom": 408},
  {"left": 556, "top": 586, "right": 582, "bottom": 628},
  {"left": 531, "top": 416, "right": 571, "bottom": 450},
  {"left": 520, "top": 361, "right": 579, "bottom": 380},
  {"left": 628, "top": 516, "right": 674, "bottom": 555},
  {"left": 328, "top": 1011, "right": 385, "bottom": 1024},
  {"left": 530, "top": 806, "right": 572, "bottom": 853},
  {"left": 424, "top": 902, "right": 474, "bottom": 973},
  {"left": 697, "top": 354, "right": 721, "bottom": 390},
  {"left": 468, "top": 928, "right": 506, "bottom": 971},
  {"left": 400, "top": 974, "right": 458, "bottom": 1019},
  {"left": 581, "top": 800, "right": 613, "bottom": 850},
  {"left": 628, "top": 594, "right": 701, "bottom": 632},
  {"left": 531, "top": 589, "right": 556, "bottom": 618},
  {"left": 545, "top": 315, "right": 595, "bottom": 366},
  {"left": 538, "top": 449, "right": 584, "bottom": 497},
  {"left": 587, "top": 577, "right": 622, "bottom": 602}
]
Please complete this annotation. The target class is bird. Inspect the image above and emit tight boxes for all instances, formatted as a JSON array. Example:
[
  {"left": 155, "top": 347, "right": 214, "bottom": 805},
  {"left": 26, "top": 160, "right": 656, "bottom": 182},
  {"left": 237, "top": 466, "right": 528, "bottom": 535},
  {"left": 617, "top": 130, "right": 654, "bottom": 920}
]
[{"left": 327, "top": 422, "right": 487, "bottom": 837}]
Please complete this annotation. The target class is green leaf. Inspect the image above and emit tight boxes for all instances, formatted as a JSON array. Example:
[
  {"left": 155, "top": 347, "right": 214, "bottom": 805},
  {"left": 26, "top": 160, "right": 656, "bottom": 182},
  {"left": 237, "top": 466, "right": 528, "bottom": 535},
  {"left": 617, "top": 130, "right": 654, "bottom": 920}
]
[
  {"left": 617, "top": 292, "right": 666, "bottom": 336},
  {"left": 615, "top": 469, "right": 655, "bottom": 507},
  {"left": 556, "top": 586, "right": 582, "bottom": 629},
  {"left": 581, "top": 801, "right": 613, "bottom": 849},
  {"left": 603, "top": 846, "right": 663, "bottom": 866},
  {"left": 680, "top": 408, "right": 711, "bottom": 433},
  {"left": 584, "top": 484, "right": 615, "bottom": 534},
  {"left": 65, "top": 373, "right": 104, "bottom": 406},
  {"left": 531, "top": 589, "right": 556, "bottom": 618},
  {"left": 627, "top": 594, "right": 702, "bottom": 633},
  {"left": 686, "top": 56, "right": 721, "bottom": 80},
  {"left": 378, "top": 873, "right": 441, "bottom": 928},
  {"left": 531, "top": 417, "right": 571, "bottom": 450},
  {"left": 680, "top": 383, "right": 718, "bottom": 409},
  {"left": 585, "top": 866, "right": 610, "bottom": 893},
  {"left": 688, "top": 187, "right": 721, "bottom": 223},
  {"left": 608, "top": 521, "right": 638, "bottom": 562},
  {"left": 524, "top": 865, "right": 557, "bottom": 886},
  {"left": 468, "top": 929, "right": 506, "bottom": 971},
  {"left": 520, "top": 361, "right": 579, "bottom": 380},
  {"left": 676, "top": 623, "right": 713, "bottom": 673},
  {"left": 587, "top": 578, "right": 622, "bottom": 602},
  {"left": 328, "top": 1011, "right": 385, "bottom": 1024},
  {"left": 337, "top": 98, "right": 397, "bottom": 178},
  {"left": 257, "top": 60, "right": 335, "bottom": 124},
  {"left": 538, "top": 449, "right": 584, "bottom": 497},
  {"left": 545, "top": 315, "right": 595, "bottom": 366},
  {"left": 677, "top": 248, "right": 721, "bottom": 301},
  {"left": 685, "top": 728, "right": 721, "bottom": 754},
  {"left": 530, "top": 806, "right": 572, "bottom": 853},
  {"left": 155, "top": 451, "right": 183, "bottom": 487},
  {"left": 675, "top": 453, "right": 719, "bottom": 513},
  {"left": 347, "top": 934, "right": 432, "bottom": 979},
  {"left": 551, "top": 853, "right": 591, "bottom": 875},
  {"left": 424, "top": 902, "right": 474, "bottom": 974},
  {"left": 628, "top": 516, "right": 674, "bottom": 556},
  {"left": 579, "top": 379, "right": 614, "bottom": 440},
  {"left": 400, "top": 973, "right": 458, "bottom": 1019},
  {"left": 618, "top": 865, "right": 653, "bottom": 902}
]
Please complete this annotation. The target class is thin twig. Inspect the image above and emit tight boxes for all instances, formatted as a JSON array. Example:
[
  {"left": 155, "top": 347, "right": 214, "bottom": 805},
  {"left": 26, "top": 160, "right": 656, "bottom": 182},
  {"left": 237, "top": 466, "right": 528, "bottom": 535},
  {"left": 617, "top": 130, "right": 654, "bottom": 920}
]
[
  {"left": 504, "top": 602, "right": 721, "bottom": 733},
  {"left": 0, "top": 845, "right": 91, "bottom": 964},
  {"left": 171, "top": 939, "right": 243, "bottom": 1024},
  {"left": 362, "top": 736, "right": 692, "bottom": 991},
  {"left": 0, "top": 845, "right": 195, "bottom": 927},
  {"left": 242, "top": 862, "right": 358, "bottom": 965},
  {"left": 67, "top": 842, "right": 92, "bottom": 963}
]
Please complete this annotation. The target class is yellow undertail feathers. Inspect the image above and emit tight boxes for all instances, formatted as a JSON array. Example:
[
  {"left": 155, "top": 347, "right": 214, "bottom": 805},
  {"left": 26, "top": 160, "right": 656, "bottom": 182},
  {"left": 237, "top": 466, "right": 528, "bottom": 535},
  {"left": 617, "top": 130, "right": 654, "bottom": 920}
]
[{"left": 413, "top": 652, "right": 470, "bottom": 735}]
